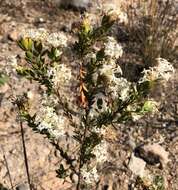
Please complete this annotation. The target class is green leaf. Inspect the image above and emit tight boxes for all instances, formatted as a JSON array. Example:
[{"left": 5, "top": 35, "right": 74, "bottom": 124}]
[
  {"left": 96, "top": 48, "right": 105, "bottom": 61},
  {"left": 34, "top": 41, "right": 43, "bottom": 54},
  {"left": 141, "top": 100, "right": 155, "bottom": 113},
  {"left": 56, "top": 164, "right": 68, "bottom": 179},
  {"left": 0, "top": 74, "right": 8, "bottom": 86},
  {"left": 25, "top": 51, "right": 33, "bottom": 61}
]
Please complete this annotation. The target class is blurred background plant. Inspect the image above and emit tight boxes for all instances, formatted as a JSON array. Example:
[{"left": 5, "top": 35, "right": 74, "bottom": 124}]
[{"left": 125, "top": 0, "right": 177, "bottom": 68}]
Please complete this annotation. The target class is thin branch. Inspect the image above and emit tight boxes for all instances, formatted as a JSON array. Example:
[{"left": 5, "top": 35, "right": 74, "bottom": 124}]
[
  {"left": 51, "top": 140, "right": 77, "bottom": 174},
  {"left": 76, "top": 121, "right": 88, "bottom": 190},
  {"left": 19, "top": 120, "right": 33, "bottom": 190}
]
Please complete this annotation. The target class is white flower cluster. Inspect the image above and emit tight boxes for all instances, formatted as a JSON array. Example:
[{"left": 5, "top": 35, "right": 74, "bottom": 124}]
[
  {"left": 21, "top": 28, "right": 68, "bottom": 47},
  {"left": 41, "top": 92, "right": 59, "bottom": 106},
  {"left": 99, "top": 59, "right": 122, "bottom": 81},
  {"left": 46, "top": 32, "right": 68, "bottom": 47},
  {"left": 156, "top": 58, "right": 175, "bottom": 81},
  {"left": 98, "top": 59, "right": 130, "bottom": 101},
  {"left": 22, "top": 28, "right": 49, "bottom": 41},
  {"left": 7, "top": 55, "right": 17, "bottom": 67},
  {"left": 104, "top": 37, "right": 123, "bottom": 59},
  {"left": 35, "top": 105, "right": 68, "bottom": 138},
  {"left": 92, "top": 140, "right": 108, "bottom": 163},
  {"left": 117, "top": 12, "right": 128, "bottom": 24},
  {"left": 90, "top": 36, "right": 131, "bottom": 106},
  {"left": 6, "top": 55, "right": 18, "bottom": 73},
  {"left": 139, "top": 58, "right": 175, "bottom": 83},
  {"left": 109, "top": 77, "right": 131, "bottom": 101},
  {"left": 84, "top": 52, "right": 96, "bottom": 65},
  {"left": 81, "top": 140, "right": 108, "bottom": 184},
  {"left": 92, "top": 126, "right": 106, "bottom": 135},
  {"left": 81, "top": 166, "right": 99, "bottom": 185},
  {"left": 48, "top": 63, "right": 72, "bottom": 90},
  {"left": 131, "top": 113, "right": 143, "bottom": 122}
]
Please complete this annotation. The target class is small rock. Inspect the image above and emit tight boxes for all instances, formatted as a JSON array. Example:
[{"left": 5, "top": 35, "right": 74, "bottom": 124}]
[
  {"left": 35, "top": 17, "right": 46, "bottom": 24},
  {"left": 16, "top": 184, "right": 29, "bottom": 190},
  {"left": 60, "top": 0, "right": 91, "bottom": 10},
  {"left": 38, "top": 17, "right": 45, "bottom": 23},
  {"left": 128, "top": 136, "right": 136, "bottom": 150},
  {"left": 0, "top": 14, "right": 11, "bottom": 23},
  {"left": 70, "top": 173, "right": 78, "bottom": 183},
  {"left": 135, "top": 143, "right": 170, "bottom": 168},
  {"left": 8, "top": 30, "right": 19, "bottom": 41},
  {"left": 128, "top": 153, "right": 146, "bottom": 177}
]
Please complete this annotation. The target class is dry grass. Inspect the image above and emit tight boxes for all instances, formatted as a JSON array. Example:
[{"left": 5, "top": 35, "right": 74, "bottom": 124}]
[{"left": 125, "top": 0, "right": 177, "bottom": 68}]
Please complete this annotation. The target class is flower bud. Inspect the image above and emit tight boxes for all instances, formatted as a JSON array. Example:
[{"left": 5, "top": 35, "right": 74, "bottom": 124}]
[{"left": 19, "top": 37, "right": 33, "bottom": 51}]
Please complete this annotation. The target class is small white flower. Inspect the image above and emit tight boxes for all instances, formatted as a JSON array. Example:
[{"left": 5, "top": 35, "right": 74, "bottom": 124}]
[
  {"left": 85, "top": 52, "right": 96, "bottom": 61},
  {"left": 81, "top": 166, "right": 99, "bottom": 184},
  {"left": 92, "top": 126, "right": 106, "bottom": 135},
  {"left": 48, "top": 63, "right": 72, "bottom": 89},
  {"left": 109, "top": 77, "right": 130, "bottom": 101},
  {"left": 21, "top": 29, "right": 68, "bottom": 48},
  {"left": 99, "top": 64, "right": 122, "bottom": 81},
  {"left": 99, "top": 59, "right": 122, "bottom": 83},
  {"left": 92, "top": 140, "right": 108, "bottom": 163},
  {"left": 84, "top": 52, "right": 97, "bottom": 67},
  {"left": 131, "top": 113, "right": 143, "bottom": 122},
  {"left": 139, "top": 58, "right": 174, "bottom": 83},
  {"left": 156, "top": 58, "right": 175, "bottom": 81},
  {"left": 22, "top": 28, "right": 49, "bottom": 41},
  {"left": 46, "top": 32, "right": 68, "bottom": 47},
  {"left": 118, "top": 12, "right": 128, "bottom": 24},
  {"left": 104, "top": 37, "right": 123, "bottom": 59},
  {"left": 41, "top": 93, "right": 59, "bottom": 106},
  {"left": 35, "top": 105, "right": 68, "bottom": 138},
  {"left": 100, "top": 64, "right": 115, "bottom": 78},
  {"left": 139, "top": 67, "right": 158, "bottom": 83},
  {"left": 7, "top": 55, "right": 17, "bottom": 67}
]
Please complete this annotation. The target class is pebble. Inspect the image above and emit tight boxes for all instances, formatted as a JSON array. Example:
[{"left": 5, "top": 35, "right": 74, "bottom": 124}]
[
  {"left": 16, "top": 184, "right": 29, "bottom": 190},
  {"left": 135, "top": 143, "right": 170, "bottom": 168},
  {"left": 8, "top": 30, "right": 19, "bottom": 41},
  {"left": 59, "top": 0, "right": 91, "bottom": 10},
  {"left": 128, "top": 153, "right": 146, "bottom": 177},
  {"left": 70, "top": 173, "right": 78, "bottom": 183}
]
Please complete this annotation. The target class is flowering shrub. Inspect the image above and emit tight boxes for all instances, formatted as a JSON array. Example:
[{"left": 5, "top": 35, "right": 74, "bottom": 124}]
[{"left": 14, "top": 8, "right": 174, "bottom": 190}]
